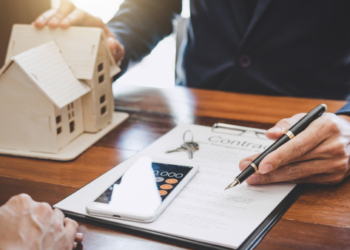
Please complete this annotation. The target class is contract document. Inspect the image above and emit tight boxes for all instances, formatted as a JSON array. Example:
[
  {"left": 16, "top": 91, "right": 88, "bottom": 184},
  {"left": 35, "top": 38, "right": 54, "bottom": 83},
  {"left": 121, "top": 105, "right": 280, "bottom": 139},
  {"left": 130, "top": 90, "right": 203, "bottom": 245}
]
[{"left": 54, "top": 124, "right": 297, "bottom": 249}]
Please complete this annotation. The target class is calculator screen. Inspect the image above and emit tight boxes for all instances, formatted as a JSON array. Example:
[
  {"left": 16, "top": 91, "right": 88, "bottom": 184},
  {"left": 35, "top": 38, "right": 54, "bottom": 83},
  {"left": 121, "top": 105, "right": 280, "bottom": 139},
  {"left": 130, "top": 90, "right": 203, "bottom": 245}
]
[{"left": 94, "top": 157, "right": 193, "bottom": 211}]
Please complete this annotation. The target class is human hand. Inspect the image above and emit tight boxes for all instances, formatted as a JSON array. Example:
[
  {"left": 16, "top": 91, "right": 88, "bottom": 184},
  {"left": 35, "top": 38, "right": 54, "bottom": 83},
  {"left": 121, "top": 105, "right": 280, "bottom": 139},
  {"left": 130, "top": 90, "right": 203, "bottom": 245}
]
[
  {"left": 33, "top": 0, "right": 124, "bottom": 65},
  {"left": 0, "top": 194, "right": 83, "bottom": 250},
  {"left": 239, "top": 113, "right": 350, "bottom": 185}
]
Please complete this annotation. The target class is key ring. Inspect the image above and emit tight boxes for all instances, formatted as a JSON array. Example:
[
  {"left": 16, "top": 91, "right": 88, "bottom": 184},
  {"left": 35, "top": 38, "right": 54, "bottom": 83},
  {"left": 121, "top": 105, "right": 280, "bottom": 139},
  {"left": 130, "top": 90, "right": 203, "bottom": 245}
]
[{"left": 183, "top": 130, "right": 193, "bottom": 143}]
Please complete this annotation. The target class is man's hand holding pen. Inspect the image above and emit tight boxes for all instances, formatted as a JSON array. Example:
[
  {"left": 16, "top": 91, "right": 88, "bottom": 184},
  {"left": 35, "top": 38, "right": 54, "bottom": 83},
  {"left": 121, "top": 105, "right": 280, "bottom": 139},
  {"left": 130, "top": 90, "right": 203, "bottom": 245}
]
[{"left": 239, "top": 112, "right": 350, "bottom": 185}]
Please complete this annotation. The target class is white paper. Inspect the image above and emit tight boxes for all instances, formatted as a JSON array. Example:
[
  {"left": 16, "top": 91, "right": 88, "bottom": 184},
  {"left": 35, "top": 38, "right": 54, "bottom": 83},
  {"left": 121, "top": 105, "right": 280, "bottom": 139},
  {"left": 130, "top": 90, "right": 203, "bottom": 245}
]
[{"left": 54, "top": 124, "right": 296, "bottom": 249}]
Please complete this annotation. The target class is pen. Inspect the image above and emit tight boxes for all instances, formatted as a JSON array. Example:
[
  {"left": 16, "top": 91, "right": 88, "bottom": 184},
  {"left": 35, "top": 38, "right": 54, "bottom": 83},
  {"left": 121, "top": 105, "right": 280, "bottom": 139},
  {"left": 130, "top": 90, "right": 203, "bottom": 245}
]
[{"left": 225, "top": 103, "right": 327, "bottom": 190}]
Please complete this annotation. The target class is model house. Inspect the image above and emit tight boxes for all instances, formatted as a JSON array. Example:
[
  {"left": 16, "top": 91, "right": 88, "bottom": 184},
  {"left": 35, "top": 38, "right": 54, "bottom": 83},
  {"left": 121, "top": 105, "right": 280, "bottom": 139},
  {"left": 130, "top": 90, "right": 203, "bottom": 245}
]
[
  {"left": 0, "top": 41, "right": 91, "bottom": 153},
  {"left": 5, "top": 24, "right": 120, "bottom": 133},
  {"left": 0, "top": 24, "right": 122, "bottom": 154}
]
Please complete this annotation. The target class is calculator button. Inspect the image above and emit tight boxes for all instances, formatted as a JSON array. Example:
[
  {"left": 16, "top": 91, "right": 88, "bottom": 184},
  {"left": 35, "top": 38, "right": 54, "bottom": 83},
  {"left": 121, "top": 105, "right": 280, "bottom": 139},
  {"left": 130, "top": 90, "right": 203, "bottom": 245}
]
[
  {"left": 159, "top": 190, "right": 168, "bottom": 196},
  {"left": 166, "top": 179, "right": 178, "bottom": 184},
  {"left": 156, "top": 177, "right": 164, "bottom": 182},
  {"left": 160, "top": 184, "right": 173, "bottom": 190}
]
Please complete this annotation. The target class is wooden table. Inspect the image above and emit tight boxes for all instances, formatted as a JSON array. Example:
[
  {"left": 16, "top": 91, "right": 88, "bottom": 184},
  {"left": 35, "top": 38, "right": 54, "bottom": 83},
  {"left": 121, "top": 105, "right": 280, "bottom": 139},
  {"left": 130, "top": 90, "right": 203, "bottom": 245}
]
[{"left": 1, "top": 84, "right": 349, "bottom": 250}]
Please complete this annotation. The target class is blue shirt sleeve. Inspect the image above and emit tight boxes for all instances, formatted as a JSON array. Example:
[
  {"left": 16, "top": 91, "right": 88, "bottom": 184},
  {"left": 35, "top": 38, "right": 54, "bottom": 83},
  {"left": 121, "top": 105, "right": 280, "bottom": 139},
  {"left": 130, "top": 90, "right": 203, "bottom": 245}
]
[
  {"left": 336, "top": 102, "right": 350, "bottom": 115},
  {"left": 107, "top": 0, "right": 182, "bottom": 77}
]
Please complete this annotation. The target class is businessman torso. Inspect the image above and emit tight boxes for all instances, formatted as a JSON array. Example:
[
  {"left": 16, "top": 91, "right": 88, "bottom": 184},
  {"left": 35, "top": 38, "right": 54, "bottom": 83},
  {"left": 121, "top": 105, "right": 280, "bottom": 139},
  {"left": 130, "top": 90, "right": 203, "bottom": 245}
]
[
  {"left": 177, "top": 0, "right": 350, "bottom": 100},
  {"left": 110, "top": 0, "right": 350, "bottom": 100}
]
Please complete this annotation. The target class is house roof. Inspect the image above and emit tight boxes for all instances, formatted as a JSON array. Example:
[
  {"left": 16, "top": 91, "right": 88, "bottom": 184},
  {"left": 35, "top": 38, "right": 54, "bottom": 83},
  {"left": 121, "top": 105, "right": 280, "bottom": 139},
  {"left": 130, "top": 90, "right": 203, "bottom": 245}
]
[
  {"left": 5, "top": 24, "right": 120, "bottom": 80},
  {"left": 3, "top": 41, "right": 91, "bottom": 109}
]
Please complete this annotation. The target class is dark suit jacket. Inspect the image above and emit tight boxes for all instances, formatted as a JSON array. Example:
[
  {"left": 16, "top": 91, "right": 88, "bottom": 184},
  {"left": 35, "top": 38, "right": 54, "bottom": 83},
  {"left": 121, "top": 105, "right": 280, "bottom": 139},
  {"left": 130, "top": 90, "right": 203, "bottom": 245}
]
[{"left": 107, "top": 0, "right": 350, "bottom": 113}]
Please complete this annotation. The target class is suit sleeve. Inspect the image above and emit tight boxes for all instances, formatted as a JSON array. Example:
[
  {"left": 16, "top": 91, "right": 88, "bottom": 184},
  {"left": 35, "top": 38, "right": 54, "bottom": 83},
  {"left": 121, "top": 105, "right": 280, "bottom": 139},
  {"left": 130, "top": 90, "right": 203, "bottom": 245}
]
[
  {"left": 107, "top": 0, "right": 182, "bottom": 77},
  {"left": 336, "top": 102, "right": 350, "bottom": 115}
]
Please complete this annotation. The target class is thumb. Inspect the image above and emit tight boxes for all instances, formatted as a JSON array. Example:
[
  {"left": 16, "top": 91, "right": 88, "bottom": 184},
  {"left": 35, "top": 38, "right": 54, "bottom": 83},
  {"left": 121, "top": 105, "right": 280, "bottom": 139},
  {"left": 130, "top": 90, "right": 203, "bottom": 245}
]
[
  {"left": 107, "top": 36, "right": 117, "bottom": 55},
  {"left": 266, "top": 113, "right": 306, "bottom": 140},
  {"left": 107, "top": 36, "right": 125, "bottom": 65}
]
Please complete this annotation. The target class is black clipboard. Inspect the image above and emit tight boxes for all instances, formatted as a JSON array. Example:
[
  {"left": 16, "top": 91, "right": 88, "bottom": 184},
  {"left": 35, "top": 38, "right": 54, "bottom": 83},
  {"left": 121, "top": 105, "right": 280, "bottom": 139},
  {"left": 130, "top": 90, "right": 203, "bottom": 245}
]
[
  {"left": 60, "top": 123, "right": 306, "bottom": 250},
  {"left": 62, "top": 184, "right": 305, "bottom": 250}
]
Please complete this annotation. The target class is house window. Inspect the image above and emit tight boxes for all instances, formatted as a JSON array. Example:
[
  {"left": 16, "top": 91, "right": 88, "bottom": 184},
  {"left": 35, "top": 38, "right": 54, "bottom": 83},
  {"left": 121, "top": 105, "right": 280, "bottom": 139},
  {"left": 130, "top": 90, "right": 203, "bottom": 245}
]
[
  {"left": 57, "top": 127, "right": 62, "bottom": 135},
  {"left": 71, "top": 102, "right": 74, "bottom": 109},
  {"left": 98, "top": 63, "right": 103, "bottom": 72},
  {"left": 72, "top": 111, "right": 74, "bottom": 117},
  {"left": 101, "top": 106, "right": 107, "bottom": 115},
  {"left": 99, "top": 75, "right": 104, "bottom": 84},
  {"left": 69, "top": 121, "right": 75, "bottom": 133},
  {"left": 68, "top": 113, "right": 71, "bottom": 120},
  {"left": 100, "top": 95, "right": 106, "bottom": 104},
  {"left": 56, "top": 115, "right": 61, "bottom": 124}
]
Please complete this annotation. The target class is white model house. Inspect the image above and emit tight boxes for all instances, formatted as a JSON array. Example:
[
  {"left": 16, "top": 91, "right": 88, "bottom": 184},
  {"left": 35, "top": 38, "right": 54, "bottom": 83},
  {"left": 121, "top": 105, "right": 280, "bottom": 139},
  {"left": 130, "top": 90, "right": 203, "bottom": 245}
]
[
  {"left": 5, "top": 24, "right": 120, "bottom": 133},
  {"left": 0, "top": 24, "right": 122, "bottom": 154},
  {"left": 0, "top": 41, "right": 90, "bottom": 153}
]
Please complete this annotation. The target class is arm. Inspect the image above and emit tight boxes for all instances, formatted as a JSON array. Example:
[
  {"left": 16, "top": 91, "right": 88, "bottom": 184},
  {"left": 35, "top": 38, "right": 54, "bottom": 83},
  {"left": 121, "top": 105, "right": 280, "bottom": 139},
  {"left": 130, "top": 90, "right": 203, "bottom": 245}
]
[
  {"left": 107, "top": 0, "right": 182, "bottom": 74},
  {"left": 33, "top": 0, "right": 181, "bottom": 76},
  {"left": 239, "top": 102, "right": 350, "bottom": 185}
]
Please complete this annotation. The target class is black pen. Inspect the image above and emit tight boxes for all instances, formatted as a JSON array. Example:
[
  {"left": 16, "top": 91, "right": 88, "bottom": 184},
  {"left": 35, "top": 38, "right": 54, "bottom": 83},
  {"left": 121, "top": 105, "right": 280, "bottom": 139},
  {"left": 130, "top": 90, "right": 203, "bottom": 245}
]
[{"left": 225, "top": 103, "right": 327, "bottom": 190}]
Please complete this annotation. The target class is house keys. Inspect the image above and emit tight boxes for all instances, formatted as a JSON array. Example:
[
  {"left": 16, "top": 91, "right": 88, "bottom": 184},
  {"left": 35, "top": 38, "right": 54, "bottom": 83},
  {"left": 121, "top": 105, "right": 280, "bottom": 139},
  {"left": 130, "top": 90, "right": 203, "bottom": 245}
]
[{"left": 166, "top": 130, "right": 199, "bottom": 159}]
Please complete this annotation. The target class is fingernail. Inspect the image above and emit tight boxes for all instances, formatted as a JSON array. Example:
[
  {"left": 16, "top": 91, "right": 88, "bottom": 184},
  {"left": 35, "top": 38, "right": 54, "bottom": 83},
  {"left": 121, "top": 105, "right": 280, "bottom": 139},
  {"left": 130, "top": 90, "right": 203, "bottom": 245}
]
[
  {"left": 267, "top": 127, "right": 281, "bottom": 134},
  {"left": 36, "top": 17, "right": 45, "bottom": 24},
  {"left": 246, "top": 175, "right": 259, "bottom": 184},
  {"left": 76, "top": 232, "right": 83, "bottom": 241},
  {"left": 260, "top": 164, "right": 273, "bottom": 174},
  {"left": 73, "top": 242, "right": 77, "bottom": 248}
]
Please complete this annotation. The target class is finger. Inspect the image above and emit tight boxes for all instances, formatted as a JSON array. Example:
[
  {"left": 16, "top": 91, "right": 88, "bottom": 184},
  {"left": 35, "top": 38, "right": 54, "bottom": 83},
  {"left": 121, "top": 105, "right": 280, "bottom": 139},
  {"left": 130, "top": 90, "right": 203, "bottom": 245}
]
[
  {"left": 47, "top": 0, "right": 75, "bottom": 28},
  {"left": 246, "top": 158, "right": 343, "bottom": 185},
  {"left": 238, "top": 153, "right": 260, "bottom": 171},
  {"left": 34, "top": 9, "right": 57, "bottom": 28},
  {"left": 248, "top": 172, "right": 343, "bottom": 186},
  {"left": 59, "top": 9, "right": 88, "bottom": 28},
  {"left": 107, "top": 37, "right": 125, "bottom": 65},
  {"left": 282, "top": 135, "right": 343, "bottom": 163},
  {"left": 33, "top": 202, "right": 53, "bottom": 229},
  {"left": 75, "top": 233, "right": 83, "bottom": 243},
  {"left": 265, "top": 113, "right": 306, "bottom": 140},
  {"left": 259, "top": 117, "right": 330, "bottom": 174},
  {"left": 6, "top": 193, "right": 33, "bottom": 213},
  {"left": 52, "top": 208, "right": 65, "bottom": 222},
  {"left": 64, "top": 218, "right": 79, "bottom": 244},
  {"left": 294, "top": 172, "right": 349, "bottom": 185}
]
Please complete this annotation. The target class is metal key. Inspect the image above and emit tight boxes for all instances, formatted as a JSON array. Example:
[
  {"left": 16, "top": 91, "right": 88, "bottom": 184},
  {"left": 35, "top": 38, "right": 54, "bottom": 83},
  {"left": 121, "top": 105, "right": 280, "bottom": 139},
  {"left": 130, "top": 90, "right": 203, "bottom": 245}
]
[
  {"left": 166, "top": 142, "right": 199, "bottom": 155},
  {"left": 182, "top": 142, "right": 199, "bottom": 159},
  {"left": 166, "top": 146, "right": 187, "bottom": 153},
  {"left": 183, "top": 142, "right": 193, "bottom": 159}
]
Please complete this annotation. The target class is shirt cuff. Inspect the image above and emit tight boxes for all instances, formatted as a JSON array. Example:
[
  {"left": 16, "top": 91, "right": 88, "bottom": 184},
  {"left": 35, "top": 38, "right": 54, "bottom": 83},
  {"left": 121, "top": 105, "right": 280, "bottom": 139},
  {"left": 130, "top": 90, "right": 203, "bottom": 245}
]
[{"left": 335, "top": 101, "right": 350, "bottom": 115}]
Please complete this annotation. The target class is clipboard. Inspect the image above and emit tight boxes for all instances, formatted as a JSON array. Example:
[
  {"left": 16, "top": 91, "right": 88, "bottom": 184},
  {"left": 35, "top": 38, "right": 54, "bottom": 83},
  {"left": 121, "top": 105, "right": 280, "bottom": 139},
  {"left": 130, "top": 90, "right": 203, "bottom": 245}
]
[{"left": 57, "top": 123, "right": 306, "bottom": 250}]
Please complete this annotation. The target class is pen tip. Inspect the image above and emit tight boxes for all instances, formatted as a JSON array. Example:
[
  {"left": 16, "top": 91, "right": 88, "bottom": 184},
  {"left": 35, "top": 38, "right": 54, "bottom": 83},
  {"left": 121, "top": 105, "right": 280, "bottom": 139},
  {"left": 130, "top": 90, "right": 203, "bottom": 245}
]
[{"left": 224, "top": 179, "right": 239, "bottom": 191}]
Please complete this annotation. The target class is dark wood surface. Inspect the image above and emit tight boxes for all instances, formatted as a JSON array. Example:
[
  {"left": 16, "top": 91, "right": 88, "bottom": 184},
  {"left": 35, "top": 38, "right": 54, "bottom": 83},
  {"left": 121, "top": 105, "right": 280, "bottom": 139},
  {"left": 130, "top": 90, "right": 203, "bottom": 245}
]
[{"left": 1, "top": 84, "right": 349, "bottom": 250}]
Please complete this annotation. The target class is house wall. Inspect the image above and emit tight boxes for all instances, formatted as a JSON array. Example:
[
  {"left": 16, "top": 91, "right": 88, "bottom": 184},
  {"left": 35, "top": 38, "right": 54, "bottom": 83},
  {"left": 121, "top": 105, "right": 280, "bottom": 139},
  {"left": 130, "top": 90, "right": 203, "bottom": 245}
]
[
  {"left": 0, "top": 63, "right": 58, "bottom": 153},
  {"left": 82, "top": 41, "right": 113, "bottom": 133},
  {"left": 55, "top": 98, "right": 84, "bottom": 150}
]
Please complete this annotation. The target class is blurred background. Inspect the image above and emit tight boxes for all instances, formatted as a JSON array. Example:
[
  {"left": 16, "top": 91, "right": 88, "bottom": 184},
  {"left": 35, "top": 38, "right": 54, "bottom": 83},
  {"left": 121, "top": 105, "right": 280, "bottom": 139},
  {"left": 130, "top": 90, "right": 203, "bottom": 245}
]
[{"left": 0, "top": 0, "right": 190, "bottom": 88}]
